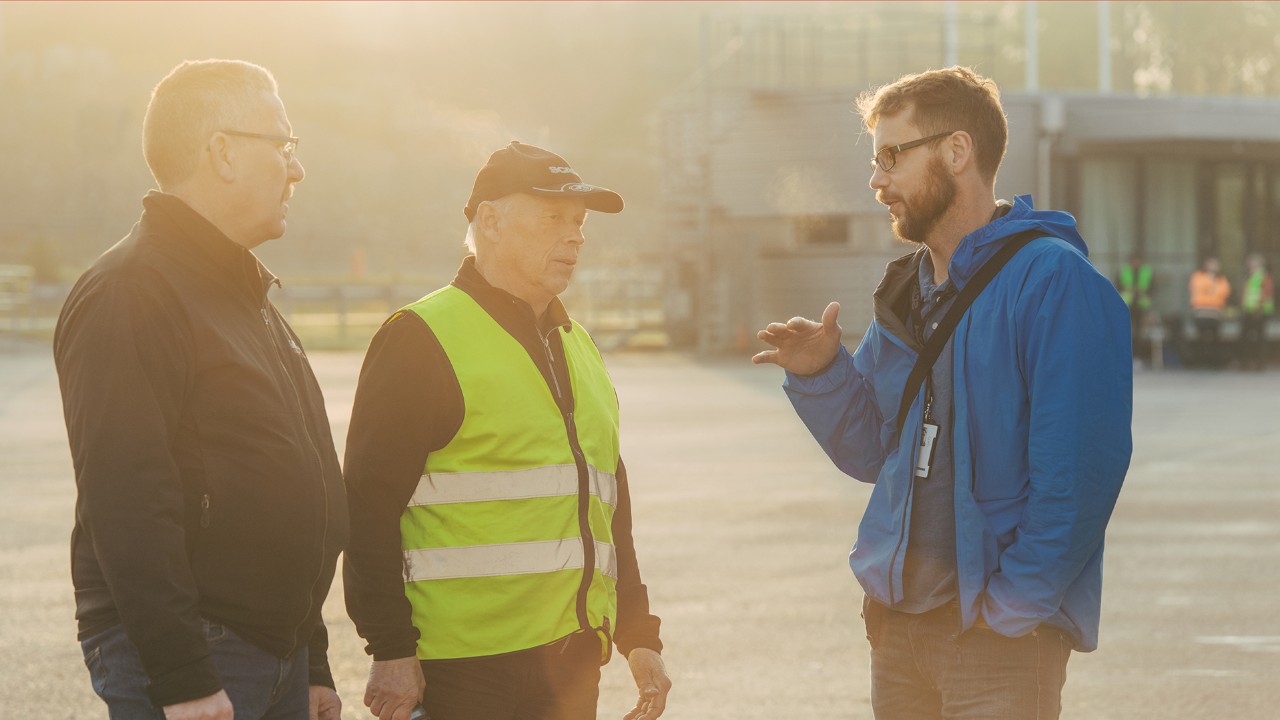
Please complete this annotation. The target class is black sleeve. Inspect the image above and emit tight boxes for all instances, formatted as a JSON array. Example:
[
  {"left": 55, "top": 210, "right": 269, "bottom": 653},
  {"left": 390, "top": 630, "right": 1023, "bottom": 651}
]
[
  {"left": 54, "top": 280, "right": 222, "bottom": 707},
  {"left": 306, "top": 620, "right": 335, "bottom": 689},
  {"left": 342, "top": 312, "right": 462, "bottom": 660},
  {"left": 612, "top": 458, "right": 664, "bottom": 657}
]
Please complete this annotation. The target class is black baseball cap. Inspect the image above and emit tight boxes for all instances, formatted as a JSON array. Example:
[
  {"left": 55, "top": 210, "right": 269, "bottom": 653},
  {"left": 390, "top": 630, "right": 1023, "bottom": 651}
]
[{"left": 463, "top": 141, "right": 624, "bottom": 222}]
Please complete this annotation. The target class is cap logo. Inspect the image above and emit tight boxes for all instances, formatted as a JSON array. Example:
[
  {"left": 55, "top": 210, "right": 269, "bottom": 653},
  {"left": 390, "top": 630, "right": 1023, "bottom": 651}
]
[
  {"left": 548, "top": 166, "right": 576, "bottom": 174},
  {"left": 564, "top": 183, "right": 595, "bottom": 192}
]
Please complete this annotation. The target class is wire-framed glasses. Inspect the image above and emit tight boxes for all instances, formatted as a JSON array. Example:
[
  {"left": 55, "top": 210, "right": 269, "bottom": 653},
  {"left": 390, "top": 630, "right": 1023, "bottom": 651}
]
[{"left": 223, "top": 130, "right": 299, "bottom": 160}]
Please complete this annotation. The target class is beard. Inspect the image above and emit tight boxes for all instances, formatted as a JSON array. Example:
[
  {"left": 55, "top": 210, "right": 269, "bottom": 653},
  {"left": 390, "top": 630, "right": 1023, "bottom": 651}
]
[{"left": 890, "top": 155, "right": 956, "bottom": 244}]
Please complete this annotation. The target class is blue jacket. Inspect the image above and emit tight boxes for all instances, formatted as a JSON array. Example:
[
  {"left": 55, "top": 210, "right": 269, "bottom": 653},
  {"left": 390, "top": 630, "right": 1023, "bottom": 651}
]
[{"left": 783, "top": 196, "right": 1132, "bottom": 651}]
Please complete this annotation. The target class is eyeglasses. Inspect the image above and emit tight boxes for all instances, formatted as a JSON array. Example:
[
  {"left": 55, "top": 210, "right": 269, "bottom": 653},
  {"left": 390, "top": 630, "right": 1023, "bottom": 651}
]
[
  {"left": 870, "top": 131, "right": 955, "bottom": 172},
  {"left": 223, "top": 130, "right": 299, "bottom": 161}
]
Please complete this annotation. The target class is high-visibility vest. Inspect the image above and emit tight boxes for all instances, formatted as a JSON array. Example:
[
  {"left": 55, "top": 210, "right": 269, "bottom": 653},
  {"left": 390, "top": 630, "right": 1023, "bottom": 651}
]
[
  {"left": 1119, "top": 263, "right": 1152, "bottom": 310},
  {"left": 1189, "top": 271, "right": 1230, "bottom": 311},
  {"left": 1242, "top": 270, "right": 1275, "bottom": 315},
  {"left": 398, "top": 286, "right": 621, "bottom": 661}
]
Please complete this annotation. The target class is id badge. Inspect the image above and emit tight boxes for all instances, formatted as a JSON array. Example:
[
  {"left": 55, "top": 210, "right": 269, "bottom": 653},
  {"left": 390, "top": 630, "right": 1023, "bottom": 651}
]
[{"left": 915, "top": 422, "right": 939, "bottom": 479}]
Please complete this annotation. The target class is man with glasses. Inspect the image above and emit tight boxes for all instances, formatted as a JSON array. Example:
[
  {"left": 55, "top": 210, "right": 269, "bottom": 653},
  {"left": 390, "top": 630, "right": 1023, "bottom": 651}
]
[
  {"left": 753, "top": 67, "right": 1132, "bottom": 718},
  {"left": 55, "top": 59, "right": 346, "bottom": 720}
]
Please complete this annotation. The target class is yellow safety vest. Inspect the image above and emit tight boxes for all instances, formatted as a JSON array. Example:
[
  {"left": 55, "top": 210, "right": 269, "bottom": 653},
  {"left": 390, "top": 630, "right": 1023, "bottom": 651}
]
[{"left": 398, "top": 286, "right": 620, "bottom": 661}]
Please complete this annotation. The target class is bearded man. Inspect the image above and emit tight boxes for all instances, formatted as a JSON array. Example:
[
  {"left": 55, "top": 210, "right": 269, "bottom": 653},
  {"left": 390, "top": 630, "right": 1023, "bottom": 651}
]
[{"left": 753, "top": 67, "right": 1132, "bottom": 720}]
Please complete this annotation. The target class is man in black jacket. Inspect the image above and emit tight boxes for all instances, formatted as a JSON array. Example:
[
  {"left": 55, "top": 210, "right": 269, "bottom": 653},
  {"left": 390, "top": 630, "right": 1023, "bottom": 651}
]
[
  {"left": 343, "top": 142, "right": 671, "bottom": 720},
  {"left": 54, "top": 59, "right": 347, "bottom": 720}
]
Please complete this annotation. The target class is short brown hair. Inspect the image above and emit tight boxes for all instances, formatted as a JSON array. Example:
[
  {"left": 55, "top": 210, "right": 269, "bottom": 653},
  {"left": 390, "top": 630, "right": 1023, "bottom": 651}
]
[
  {"left": 856, "top": 66, "right": 1007, "bottom": 184},
  {"left": 142, "top": 59, "right": 278, "bottom": 189}
]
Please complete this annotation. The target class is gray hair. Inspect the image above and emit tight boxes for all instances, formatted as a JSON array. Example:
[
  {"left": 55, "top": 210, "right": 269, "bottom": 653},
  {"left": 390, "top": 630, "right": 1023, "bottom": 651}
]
[
  {"left": 143, "top": 59, "right": 278, "bottom": 189},
  {"left": 463, "top": 195, "right": 517, "bottom": 254}
]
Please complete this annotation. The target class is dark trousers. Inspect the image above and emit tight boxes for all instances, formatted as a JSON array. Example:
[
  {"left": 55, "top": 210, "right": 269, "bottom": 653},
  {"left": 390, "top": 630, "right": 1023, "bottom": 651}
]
[
  {"left": 1194, "top": 316, "right": 1223, "bottom": 367},
  {"left": 1240, "top": 314, "right": 1268, "bottom": 369},
  {"left": 420, "top": 631, "right": 602, "bottom": 720},
  {"left": 862, "top": 598, "right": 1072, "bottom": 720}
]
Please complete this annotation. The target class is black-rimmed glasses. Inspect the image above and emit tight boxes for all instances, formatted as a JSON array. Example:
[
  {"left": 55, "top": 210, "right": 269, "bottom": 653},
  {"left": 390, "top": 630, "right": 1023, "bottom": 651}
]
[
  {"left": 870, "top": 131, "right": 954, "bottom": 172},
  {"left": 223, "top": 130, "right": 299, "bottom": 160}
]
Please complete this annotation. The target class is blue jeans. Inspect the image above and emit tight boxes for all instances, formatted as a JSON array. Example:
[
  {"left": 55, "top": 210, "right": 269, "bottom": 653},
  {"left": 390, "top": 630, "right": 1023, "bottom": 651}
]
[
  {"left": 863, "top": 598, "right": 1072, "bottom": 720},
  {"left": 81, "top": 620, "right": 310, "bottom": 719}
]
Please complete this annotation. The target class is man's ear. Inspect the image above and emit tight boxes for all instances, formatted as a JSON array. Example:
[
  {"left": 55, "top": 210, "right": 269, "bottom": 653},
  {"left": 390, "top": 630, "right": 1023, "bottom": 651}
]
[
  {"left": 207, "top": 132, "right": 237, "bottom": 182},
  {"left": 946, "top": 130, "right": 976, "bottom": 176},
  {"left": 476, "top": 201, "right": 501, "bottom": 245}
]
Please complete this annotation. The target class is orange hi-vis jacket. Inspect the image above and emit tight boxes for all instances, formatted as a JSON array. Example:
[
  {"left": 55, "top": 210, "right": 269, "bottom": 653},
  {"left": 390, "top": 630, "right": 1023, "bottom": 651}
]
[{"left": 1190, "top": 270, "right": 1230, "bottom": 311}]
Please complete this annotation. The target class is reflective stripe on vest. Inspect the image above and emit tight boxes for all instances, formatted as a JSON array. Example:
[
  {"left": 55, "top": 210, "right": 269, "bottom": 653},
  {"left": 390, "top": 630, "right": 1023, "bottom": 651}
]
[
  {"left": 409, "top": 465, "right": 618, "bottom": 509},
  {"left": 404, "top": 538, "right": 618, "bottom": 582},
  {"left": 397, "top": 285, "right": 621, "bottom": 661}
]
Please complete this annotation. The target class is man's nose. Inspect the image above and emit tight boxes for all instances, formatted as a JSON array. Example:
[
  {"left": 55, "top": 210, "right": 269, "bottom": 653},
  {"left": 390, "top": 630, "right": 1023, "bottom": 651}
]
[
  {"left": 869, "top": 164, "right": 888, "bottom": 191},
  {"left": 289, "top": 155, "right": 305, "bottom": 184},
  {"left": 566, "top": 226, "right": 585, "bottom": 246}
]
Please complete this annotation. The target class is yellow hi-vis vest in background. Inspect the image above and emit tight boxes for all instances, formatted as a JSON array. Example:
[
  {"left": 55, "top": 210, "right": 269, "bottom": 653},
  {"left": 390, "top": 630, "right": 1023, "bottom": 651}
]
[{"left": 399, "top": 286, "right": 621, "bottom": 661}]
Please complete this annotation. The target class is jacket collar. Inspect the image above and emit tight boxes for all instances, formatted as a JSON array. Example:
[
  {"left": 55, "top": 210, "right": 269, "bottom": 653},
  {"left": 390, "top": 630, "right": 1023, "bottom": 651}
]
[
  {"left": 451, "top": 255, "right": 573, "bottom": 336},
  {"left": 872, "top": 199, "right": 1017, "bottom": 350},
  {"left": 140, "top": 191, "right": 279, "bottom": 300},
  {"left": 946, "top": 197, "right": 1023, "bottom": 288}
]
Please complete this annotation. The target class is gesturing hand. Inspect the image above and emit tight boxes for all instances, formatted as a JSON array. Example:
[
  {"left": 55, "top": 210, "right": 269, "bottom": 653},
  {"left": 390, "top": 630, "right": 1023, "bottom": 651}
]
[{"left": 751, "top": 301, "right": 843, "bottom": 376}]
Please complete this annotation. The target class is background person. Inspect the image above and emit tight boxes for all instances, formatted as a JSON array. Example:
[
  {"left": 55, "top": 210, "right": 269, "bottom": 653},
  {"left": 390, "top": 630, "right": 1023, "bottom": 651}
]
[
  {"left": 53, "top": 59, "right": 347, "bottom": 720},
  {"left": 342, "top": 142, "right": 671, "bottom": 720},
  {"left": 1240, "top": 253, "right": 1274, "bottom": 370},
  {"left": 1117, "top": 253, "right": 1155, "bottom": 364},
  {"left": 752, "top": 67, "right": 1132, "bottom": 720},
  {"left": 1189, "top": 256, "right": 1231, "bottom": 368}
]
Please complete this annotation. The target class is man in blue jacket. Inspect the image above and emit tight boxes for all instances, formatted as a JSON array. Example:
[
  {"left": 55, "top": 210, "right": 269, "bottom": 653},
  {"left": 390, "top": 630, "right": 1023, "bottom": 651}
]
[{"left": 753, "top": 67, "right": 1132, "bottom": 719}]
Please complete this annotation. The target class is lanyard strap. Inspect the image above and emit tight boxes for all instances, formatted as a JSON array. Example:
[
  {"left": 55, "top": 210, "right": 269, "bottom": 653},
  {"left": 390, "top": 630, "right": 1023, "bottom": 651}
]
[{"left": 894, "top": 230, "right": 1043, "bottom": 438}]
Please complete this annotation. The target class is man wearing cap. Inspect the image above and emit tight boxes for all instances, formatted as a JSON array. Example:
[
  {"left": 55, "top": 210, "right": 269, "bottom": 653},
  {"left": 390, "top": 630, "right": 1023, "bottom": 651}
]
[{"left": 343, "top": 141, "right": 671, "bottom": 720}]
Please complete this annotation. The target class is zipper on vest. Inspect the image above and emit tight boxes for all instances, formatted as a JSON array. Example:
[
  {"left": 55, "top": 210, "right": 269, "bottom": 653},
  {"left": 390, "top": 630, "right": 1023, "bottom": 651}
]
[
  {"left": 541, "top": 330, "right": 595, "bottom": 632},
  {"left": 262, "top": 303, "right": 331, "bottom": 657}
]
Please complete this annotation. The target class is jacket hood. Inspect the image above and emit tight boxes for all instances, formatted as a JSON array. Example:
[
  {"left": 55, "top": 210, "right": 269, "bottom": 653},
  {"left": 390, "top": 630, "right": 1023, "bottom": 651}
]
[{"left": 950, "top": 194, "right": 1087, "bottom": 288}]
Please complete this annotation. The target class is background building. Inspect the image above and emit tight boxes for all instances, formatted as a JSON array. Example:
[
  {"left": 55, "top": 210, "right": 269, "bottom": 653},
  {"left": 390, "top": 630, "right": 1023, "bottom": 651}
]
[{"left": 662, "top": 3, "right": 1280, "bottom": 353}]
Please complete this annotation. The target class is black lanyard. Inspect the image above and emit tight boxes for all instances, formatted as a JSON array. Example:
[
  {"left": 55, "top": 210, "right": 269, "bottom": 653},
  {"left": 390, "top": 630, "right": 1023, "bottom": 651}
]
[{"left": 895, "top": 230, "right": 1042, "bottom": 439}]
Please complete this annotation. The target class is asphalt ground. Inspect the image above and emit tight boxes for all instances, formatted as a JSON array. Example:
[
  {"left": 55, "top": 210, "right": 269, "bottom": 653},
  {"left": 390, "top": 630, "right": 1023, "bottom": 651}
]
[{"left": 1, "top": 341, "right": 1277, "bottom": 719}]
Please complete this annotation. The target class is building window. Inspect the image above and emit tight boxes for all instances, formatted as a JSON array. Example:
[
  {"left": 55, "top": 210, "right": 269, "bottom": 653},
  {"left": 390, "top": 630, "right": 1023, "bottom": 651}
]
[{"left": 795, "top": 215, "right": 849, "bottom": 246}]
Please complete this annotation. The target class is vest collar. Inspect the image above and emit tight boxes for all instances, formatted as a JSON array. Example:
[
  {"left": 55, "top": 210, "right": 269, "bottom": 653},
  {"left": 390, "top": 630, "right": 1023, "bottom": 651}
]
[{"left": 453, "top": 255, "right": 573, "bottom": 335}]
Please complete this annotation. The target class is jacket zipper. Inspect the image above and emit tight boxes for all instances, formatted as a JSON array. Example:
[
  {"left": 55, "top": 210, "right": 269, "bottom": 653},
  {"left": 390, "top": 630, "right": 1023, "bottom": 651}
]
[
  {"left": 261, "top": 304, "right": 331, "bottom": 656},
  {"left": 540, "top": 328, "right": 594, "bottom": 632}
]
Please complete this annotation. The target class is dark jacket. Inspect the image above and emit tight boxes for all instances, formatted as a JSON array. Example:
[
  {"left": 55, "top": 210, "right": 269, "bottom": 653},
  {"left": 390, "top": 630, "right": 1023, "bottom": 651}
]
[
  {"left": 54, "top": 192, "right": 348, "bottom": 707},
  {"left": 343, "top": 257, "right": 663, "bottom": 661}
]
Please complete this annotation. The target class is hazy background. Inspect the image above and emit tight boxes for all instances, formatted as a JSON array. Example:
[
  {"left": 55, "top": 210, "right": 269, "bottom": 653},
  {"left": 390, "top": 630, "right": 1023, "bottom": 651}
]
[
  {"left": 4, "top": 1, "right": 1280, "bottom": 291},
  {"left": 0, "top": 1, "right": 713, "bottom": 287},
  {"left": 4, "top": 3, "right": 1280, "bottom": 718}
]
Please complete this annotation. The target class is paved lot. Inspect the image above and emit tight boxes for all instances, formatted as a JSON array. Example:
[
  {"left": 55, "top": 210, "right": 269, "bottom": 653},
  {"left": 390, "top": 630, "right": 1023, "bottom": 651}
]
[{"left": 1, "top": 341, "right": 1277, "bottom": 719}]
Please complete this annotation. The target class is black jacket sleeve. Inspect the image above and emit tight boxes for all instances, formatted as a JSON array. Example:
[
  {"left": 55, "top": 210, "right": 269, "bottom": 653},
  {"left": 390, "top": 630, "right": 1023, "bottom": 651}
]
[
  {"left": 306, "top": 620, "right": 335, "bottom": 689},
  {"left": 54, "top": 279, "right": 222, "bottom": 707},
  {"left": 342, "top": 312, "right": 462, "bottom": 660},
  {"left": 611, "top": 458, "right": 664, "bottom": 657}
]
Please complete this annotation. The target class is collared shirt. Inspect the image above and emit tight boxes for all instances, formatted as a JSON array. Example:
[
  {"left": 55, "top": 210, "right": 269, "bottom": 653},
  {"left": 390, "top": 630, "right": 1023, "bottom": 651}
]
[{"left": 895, "top": 249, "right": 960, "bottom": 613}]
